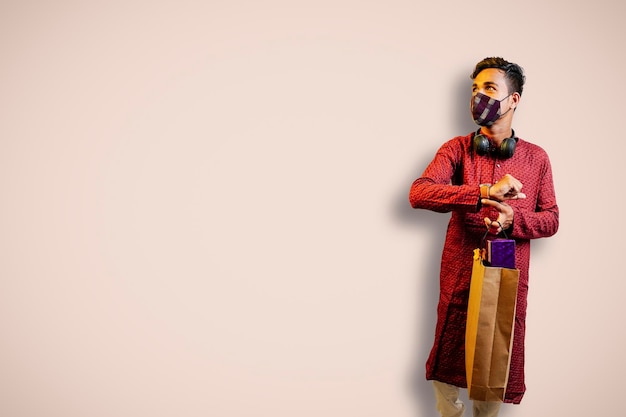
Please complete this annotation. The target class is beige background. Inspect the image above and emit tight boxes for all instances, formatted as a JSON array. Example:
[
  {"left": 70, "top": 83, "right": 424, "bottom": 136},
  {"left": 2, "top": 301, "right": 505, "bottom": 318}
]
[{"left": 1, "top": 1, "right": 624, "bottom": 416}]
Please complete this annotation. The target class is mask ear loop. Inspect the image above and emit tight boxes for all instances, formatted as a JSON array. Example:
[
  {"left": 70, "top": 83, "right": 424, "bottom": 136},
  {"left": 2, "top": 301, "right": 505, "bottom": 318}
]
[{"left": 498, "top": 91, "right": 519, "bottom": 119}]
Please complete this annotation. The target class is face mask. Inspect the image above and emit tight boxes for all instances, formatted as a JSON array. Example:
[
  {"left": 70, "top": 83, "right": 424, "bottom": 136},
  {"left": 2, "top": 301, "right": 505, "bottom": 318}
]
[{"left": 471, "top": 92, "right": 512, "bottom": 126}]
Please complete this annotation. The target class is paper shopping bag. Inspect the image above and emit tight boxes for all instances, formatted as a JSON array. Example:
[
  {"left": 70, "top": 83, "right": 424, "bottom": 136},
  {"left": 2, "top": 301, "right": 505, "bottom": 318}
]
[{"left": 465, "top": 249, "right": 519, "bottom": 402}]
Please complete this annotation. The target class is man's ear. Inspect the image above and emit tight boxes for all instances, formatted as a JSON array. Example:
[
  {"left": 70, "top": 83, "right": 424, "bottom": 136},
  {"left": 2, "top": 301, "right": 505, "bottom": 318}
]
[{"left": 510, "top": 92, "right": 521, "bottom": 110}]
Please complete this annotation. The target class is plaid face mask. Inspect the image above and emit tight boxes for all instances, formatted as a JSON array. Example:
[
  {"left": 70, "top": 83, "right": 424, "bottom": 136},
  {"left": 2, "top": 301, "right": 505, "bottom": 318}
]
[{"left": 471, "top": 92, "right": 512, "bottom": 126}]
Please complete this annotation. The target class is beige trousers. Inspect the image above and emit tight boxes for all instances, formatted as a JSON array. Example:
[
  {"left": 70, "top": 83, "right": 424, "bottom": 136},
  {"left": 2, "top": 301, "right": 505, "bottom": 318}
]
[{"left": 432, "top": 381, "right": 502, "bottom": 417}]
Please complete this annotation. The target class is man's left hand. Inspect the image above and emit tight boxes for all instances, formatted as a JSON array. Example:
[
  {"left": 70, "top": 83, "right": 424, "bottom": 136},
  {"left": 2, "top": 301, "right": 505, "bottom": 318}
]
[{"left": 481, "top": 199, "right": 514, "bottom": 234}]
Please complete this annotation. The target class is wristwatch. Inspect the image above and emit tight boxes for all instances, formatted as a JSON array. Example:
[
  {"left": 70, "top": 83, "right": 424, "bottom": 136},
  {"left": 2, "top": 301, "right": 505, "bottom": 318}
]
[{"left": 479, "top": 184, "right": 491, "bottom": 199}]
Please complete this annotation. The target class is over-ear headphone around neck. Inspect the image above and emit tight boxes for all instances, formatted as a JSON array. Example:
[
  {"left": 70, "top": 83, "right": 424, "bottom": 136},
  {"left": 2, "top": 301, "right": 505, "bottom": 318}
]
[{"left": 472, "top": 129, "right": 517, "bottom": 159}]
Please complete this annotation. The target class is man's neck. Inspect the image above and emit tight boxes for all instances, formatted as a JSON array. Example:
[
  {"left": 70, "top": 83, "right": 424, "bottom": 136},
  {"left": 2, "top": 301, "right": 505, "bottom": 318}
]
[{"left": 480, "top": 123, "right": 514, "bottom": 145}]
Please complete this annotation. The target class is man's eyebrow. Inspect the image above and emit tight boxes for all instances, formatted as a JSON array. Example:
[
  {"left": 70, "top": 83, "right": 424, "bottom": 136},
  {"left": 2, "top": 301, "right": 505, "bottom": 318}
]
[{"left": 472, "top": 81, "right": 499, "bottom": 88}]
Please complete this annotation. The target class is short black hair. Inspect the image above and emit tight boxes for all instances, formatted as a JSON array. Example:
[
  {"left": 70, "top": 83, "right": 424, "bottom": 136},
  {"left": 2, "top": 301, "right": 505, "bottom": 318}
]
[{"left": 471, "top": 57, "right": 526, "bottom": 96}]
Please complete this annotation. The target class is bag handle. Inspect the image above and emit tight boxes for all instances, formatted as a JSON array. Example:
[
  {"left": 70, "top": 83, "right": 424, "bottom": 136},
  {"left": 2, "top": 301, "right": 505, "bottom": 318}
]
[
  {"left": 481, "top": 221, "right": 509, "bottom": 244},
  {"left": 479, "top": 222, "right": 509, "bottom": 262}
]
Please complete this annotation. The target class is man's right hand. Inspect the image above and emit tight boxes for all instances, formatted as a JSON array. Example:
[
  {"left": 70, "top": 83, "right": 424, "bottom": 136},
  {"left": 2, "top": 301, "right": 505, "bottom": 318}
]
[{"left": 489, "top": 174, "right": 526, "bottom": 201}]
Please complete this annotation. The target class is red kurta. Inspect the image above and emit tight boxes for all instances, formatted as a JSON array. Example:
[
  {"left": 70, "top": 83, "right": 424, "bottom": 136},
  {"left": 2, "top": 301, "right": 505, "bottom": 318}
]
[{"left": 409, "top": 132, "right": 559, "bottom": 404}]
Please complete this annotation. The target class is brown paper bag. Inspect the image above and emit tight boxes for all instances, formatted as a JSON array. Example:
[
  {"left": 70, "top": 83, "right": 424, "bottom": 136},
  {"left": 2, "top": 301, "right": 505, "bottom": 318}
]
[{"left": 465, "top": 248, "right": 519, "bottom": 402}]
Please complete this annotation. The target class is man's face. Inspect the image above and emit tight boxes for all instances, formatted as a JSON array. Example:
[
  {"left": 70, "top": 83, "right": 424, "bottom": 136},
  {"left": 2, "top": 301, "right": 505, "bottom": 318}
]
[
  {"left": 471, "top": 68, "right": 511, "bottom": 100},
  {"left": 471, "top": 67, "right": 519, "bottom": 125}
]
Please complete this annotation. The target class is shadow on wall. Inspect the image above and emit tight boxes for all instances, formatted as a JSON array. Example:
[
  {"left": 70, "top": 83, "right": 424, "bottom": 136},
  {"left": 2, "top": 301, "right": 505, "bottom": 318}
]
[
  {"left": 393, "top": 173, "right": 446, "bottom": 416},
  {"left": 394, "top": 68, "right": 480, "bottom": 416},
  {"left": 453, "top": 67, "right": 478, "bottom": 136}
]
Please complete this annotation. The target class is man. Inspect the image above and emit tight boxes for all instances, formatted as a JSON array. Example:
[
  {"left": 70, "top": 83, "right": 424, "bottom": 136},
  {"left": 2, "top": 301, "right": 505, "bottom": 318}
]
[{"left": 409, "top": 57, "right": 559, "bottom": 416}]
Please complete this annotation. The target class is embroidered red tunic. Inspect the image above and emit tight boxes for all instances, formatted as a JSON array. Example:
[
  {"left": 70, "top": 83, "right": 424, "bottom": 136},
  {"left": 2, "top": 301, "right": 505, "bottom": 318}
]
[{"left": 409, "top": 132, "right": 559, "bottom": 404}]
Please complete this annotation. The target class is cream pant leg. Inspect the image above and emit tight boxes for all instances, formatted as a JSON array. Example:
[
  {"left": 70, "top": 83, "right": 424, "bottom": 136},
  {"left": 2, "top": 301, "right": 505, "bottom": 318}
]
[
  {"left": 432, "top": 381, "right": 502, "bottom": 417},
  {"left": 472, "top": 399, "right": 501, "bottom": 417}
]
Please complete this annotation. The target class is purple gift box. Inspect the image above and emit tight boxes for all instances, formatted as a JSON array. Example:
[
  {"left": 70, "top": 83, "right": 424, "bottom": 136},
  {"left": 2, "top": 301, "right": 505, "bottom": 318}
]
[{"left": 487, "top": 239, "right": 516, "bottom": 269}]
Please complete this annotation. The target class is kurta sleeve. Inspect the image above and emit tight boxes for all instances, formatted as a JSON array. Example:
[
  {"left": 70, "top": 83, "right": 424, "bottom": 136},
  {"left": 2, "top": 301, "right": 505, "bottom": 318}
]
[
  {"left": 409, "top": 138, "right": 481, "bottom": 213},
  {"left": 510, "top": 152, "right": 559, "bottom": 240}
]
